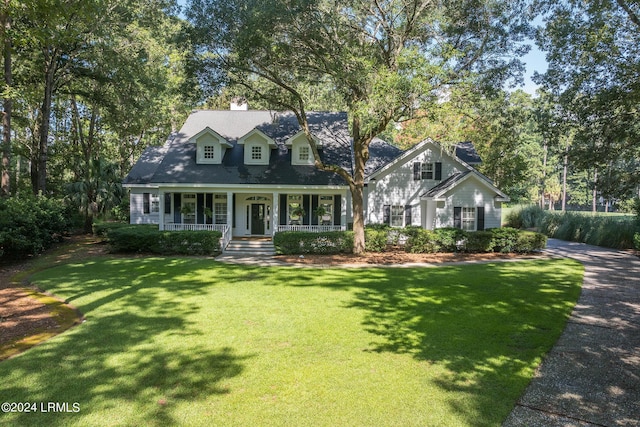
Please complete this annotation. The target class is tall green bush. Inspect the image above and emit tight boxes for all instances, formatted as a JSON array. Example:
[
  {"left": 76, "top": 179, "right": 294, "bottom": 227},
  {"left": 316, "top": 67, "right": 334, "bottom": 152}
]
[
  {"left": 364, "top": 229, "right": 388, "bottom": 252},
  {"left": 463, "top": 231, "right": 494, "bottom": 253},
  {"left": 508, "top": 205, "right": 637, "bottom": 250},
  {"left": 0, "top": 196, "right": 72, "bottom": 259},
  {"left": 489, "top": 227, "right": 520, "bottom": 253},
  {"left": 404, "top": 229, "right": 441, "bottom": 253},
  {"left": 107, "top": 225, "right": 222, "bottom": 255},
  {"left": 273, "top": 231, "right": 353, "bottom": 255}
]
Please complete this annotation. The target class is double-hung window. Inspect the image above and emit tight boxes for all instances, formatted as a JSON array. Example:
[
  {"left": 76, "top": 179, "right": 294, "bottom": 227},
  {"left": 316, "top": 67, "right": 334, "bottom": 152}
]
[
  {"left": 421, "top": 162, "right": 433, "bottom": 180},
  {"left": 462, "top": 207, "right": 476, "bottom": 231},
  {"left": 413, "top": 162, "right": 442, "bottom": 180},
  {"left": 390, "top": 205, "right": 404, "bottom": 227},
  {"left": 214, "top": 194, "right": 227, "bottom": 224},
  {"left": 143, "top": 193, "right": 160, "bottom": 214}
]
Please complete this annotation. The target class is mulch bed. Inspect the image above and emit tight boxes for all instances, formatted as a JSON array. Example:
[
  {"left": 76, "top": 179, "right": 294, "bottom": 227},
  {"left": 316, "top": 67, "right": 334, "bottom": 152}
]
[{"left": 0, "top": 235, "right": 106, "bottom": 355}]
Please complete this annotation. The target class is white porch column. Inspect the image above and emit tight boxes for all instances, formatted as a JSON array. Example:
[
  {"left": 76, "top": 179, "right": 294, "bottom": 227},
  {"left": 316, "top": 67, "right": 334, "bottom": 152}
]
[
  {"left": 342, "top": 190, "right": 348, "bottom": 229},
  {"left": 272, "top": 191, "right": 279, "bottom": 235},
  {"left": 158, "top": 190, "right": 165, "bottom": 231},
  {"left": 226, "top": 191, "right": 233, "bottom": 234}
]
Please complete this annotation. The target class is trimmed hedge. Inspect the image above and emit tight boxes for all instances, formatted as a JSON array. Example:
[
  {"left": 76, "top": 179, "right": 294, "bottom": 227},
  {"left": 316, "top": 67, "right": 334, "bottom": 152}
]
[
  {"left": 0, "top": 196, "right": 72, "bottom": 259},
  {"left": 106, "top": 225, "right": 222, "bottom": 255},
  {"left": 404, "top": 229, "right": 441, "bottom": 253},
  {"left": 275, "top": 227, "right": 547, "bottom": 255},
  {"left": 464, "top": 231, "right": 495, "bottom": 253},
  {"left": 489, "top": 227, "right": 520, "bottom": 253},
  {"left": 273, "top": 231, "right": 353, "bottom": 255},
  {"left": 405, "top": 227, "right": 546, "bottom": 254},
  {"left": 364, "top": 229, "right": 388, "bottom": 252},
  {"left": 516, "top": 231, "right": 548, "bottom": 253}
]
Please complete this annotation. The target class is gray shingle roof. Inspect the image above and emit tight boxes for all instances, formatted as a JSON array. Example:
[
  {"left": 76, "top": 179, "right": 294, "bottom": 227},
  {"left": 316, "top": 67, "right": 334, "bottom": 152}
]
[
  {"left": 124, "top": 110, "right": 402, "bottom": 187},
  {"left": 123, "top": 144, "right": 169, "bottom": 185},
  {"left": 423, "top": 171, "right": 472, "bottom": 197},
  {"left": 454, "top": 141, "right": 482, "bottom": 164}
]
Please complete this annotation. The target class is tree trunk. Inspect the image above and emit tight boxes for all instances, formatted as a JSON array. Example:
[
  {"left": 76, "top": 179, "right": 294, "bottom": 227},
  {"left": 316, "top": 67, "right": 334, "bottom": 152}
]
[
  {"left": 35, "top": 54, "right": 57, "bottom": 195},
  {"left": 562, "top": 141, "right": 568, "bottom": 212},
  {"left": 1, "top": 4, "right": 11, "bottom": 197},
  {"left": 540, "top": 141, "right": 548, "bottom": 209},
  {"left": 592, "top": 167, "right": 598, "bottom": 213},
  {"left": 350, "top": 117, "right": 370, "bottom": 255}
]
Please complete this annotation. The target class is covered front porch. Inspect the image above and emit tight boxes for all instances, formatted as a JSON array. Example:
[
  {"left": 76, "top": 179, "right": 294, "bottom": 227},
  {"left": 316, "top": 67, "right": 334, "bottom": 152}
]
[{"left": 152, "top": 188, "right": 348, "bottom": 248}]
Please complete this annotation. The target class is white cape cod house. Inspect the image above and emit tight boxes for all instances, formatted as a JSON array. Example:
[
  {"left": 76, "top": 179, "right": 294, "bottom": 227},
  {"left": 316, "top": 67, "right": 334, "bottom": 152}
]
[{"left": 123, "top": 107, "right": 509, "bottom": 250}]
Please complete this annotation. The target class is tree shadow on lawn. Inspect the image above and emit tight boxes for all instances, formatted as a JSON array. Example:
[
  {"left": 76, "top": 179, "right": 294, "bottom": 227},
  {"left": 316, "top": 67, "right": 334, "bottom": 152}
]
[
  {"left": 280, "top": 259, "right": 583, "bottom": 425},
  {"left": 2, "top": 256, "right": 582, "bottom": 426},
  {"left": 0, "top": 257, "right": 255, "bottom": 427}
]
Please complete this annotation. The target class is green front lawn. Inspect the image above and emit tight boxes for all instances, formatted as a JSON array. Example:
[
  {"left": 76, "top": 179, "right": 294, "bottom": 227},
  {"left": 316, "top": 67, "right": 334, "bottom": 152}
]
[{"left": 0, "top": 258, "right": 583, "bottom": 426}]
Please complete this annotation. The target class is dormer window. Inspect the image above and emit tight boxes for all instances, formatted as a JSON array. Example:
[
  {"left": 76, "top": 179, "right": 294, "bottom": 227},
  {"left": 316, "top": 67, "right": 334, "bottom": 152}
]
[
  {"left": 251, "top": 146, "right": 263, "bottom": 161},
  {"left": 299, "top": 146, "right": 310, "bottom": 162},
  {"left": 192, "top": 127, "right": 232, "bottom": 165},
  {"left": 239, "top": 128, "right": 276, "bottom": 165},
  {"left": 287, "top": 131, "right": 321, "bottom": 165},
  {"left": 203, "top": 145, "right": 215, "bottom": 160}
]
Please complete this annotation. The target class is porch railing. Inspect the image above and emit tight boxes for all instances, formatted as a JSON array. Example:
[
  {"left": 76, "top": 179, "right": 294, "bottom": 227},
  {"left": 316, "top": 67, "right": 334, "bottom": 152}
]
[
  {"left": 275, "top": 225, "right": 346, "bottom": 233},
  {"left": 162, "top": 223, "right": 231, "bottom": 251},
  {"left": 163, "top": 223, "right": 228, "bottom": 232}
]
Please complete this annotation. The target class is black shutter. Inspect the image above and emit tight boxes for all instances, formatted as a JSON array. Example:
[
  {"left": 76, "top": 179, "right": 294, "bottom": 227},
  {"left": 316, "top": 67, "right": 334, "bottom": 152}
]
[
  {"left": 383, "top": 205, "right": 391, "bottom": 225},
  {"left": 311, "top": 195, "right": 319, "bottom": 225},
  {"left": 196, "top": 194, "right": 205, "bottom": 224},
  {"left": 413, "top": 162, "right": 421, "bottom": 180},
  {"left": 477, "top": 207, "right": 485, "bottom": 231},
  {"left": 404, "top": 205, "right": 412, "bottom": 226},
  {"left": 454, "top": 207, "right": 462, "bottom": 229},
  {"left": 143, "top": 193, "right": 150, "bottom": 214},
  {"left": 232, "top": 194, "right": 236, "bottom": 227},
  {"left": 302, "top": 195, "right": 311, "bottom": 225},
  {"left": 164, "top": 193, "right": 171, "bottom": 214},
  {"left": 174, "top": 193, "right": 181, "bottom": 223},
  {"left": 435, "top": 162, "right": 442, "bottom": 180},
  {"left": 279, "top": 194, "right": 288, "bottom": 225},
  {"left": 206, "top": 194, "right": 213, "bottom": 224},
  {"left": 333, "top": 195, "right": 341, "bottom": 226}
]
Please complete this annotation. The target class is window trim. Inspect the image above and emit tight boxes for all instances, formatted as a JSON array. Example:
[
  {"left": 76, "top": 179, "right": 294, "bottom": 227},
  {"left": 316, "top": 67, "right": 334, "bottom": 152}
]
[
  {"left": 421, "top": 162, "right": 433, "bottom": 180},
  {"left": 203, "top": 145, "right": 215, "bottom": 160},
  {"left": 251, "top": 145, "right": 262, "bottom": 160},
  {"left": 461, "top": 207, "right": 475, "bottom": 231},
  {"left": 299, "top": 146, "right": 310, "bottom": 162},
  {"left": 390, "top": 205, "right": 404, "bottom": 227},
  {"left": 413, "top": 161, "right": 442, "bottom": 181}
]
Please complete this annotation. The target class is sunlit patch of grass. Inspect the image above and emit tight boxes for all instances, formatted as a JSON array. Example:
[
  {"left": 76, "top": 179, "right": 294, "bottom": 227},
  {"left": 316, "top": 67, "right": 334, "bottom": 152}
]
[{"left": 0, "top": 258, "right": 583, "bottom": 426}]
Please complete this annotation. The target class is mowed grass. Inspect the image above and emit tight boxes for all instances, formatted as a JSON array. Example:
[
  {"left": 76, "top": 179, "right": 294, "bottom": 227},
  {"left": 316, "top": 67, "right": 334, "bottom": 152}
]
[{"left": 0, "top": 258, "right": 583, "bottom": 426}]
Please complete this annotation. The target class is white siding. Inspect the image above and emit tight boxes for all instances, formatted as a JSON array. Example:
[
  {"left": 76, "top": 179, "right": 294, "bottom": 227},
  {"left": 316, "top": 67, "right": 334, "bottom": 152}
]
[
  {"left": 366, "top": 144, "right": 465, "bottom": 226},
  {"left": 435, "top": 177, "right": 501, "bottom": 230},
  {"left": 129, "top": 191, "right": 159, "bottom": 225}
]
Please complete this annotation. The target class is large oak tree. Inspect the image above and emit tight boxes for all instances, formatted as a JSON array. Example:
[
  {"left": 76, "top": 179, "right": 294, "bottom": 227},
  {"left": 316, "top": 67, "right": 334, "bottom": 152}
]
[{"left": 187, "top": 0, "right": 529, "bottom": 253}]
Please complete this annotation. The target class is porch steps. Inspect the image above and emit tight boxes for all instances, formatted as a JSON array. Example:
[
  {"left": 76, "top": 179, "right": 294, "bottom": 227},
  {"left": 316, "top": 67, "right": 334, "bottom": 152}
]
[{"left": 224, "top": 239, "right": 276, "bottom": 256}]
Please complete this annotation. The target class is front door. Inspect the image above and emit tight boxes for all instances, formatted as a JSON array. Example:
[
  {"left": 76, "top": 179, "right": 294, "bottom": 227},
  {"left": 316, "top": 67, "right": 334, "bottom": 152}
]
[{"left": 251, "top": 203, "right": 265, "bottom": 235}]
